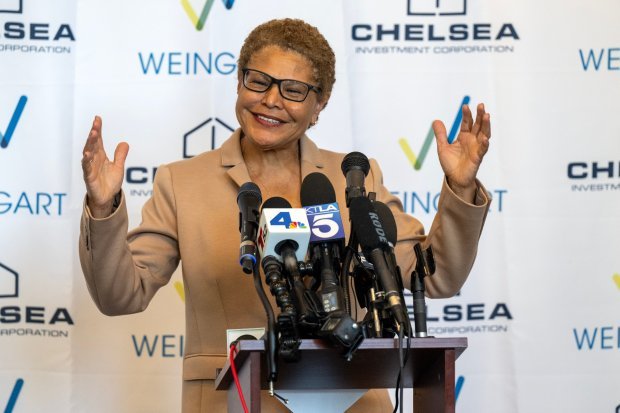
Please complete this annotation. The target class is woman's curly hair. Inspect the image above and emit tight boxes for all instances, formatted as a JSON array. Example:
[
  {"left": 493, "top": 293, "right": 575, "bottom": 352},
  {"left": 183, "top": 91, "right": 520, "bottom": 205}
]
[{"left": 238, "top": 18, "right": 336, "bottom": 103}]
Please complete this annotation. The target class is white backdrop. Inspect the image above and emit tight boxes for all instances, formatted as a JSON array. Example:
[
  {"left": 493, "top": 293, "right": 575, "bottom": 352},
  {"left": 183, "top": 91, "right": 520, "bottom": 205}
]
[{"left": 1, "top": 0, "right": 619, "bottom": 412}]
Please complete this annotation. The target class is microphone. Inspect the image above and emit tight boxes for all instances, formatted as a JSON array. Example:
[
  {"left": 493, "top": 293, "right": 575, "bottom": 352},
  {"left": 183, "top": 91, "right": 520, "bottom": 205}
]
[
  {"left": 341, "top": 152, "right": 370, "bottom": 207},
  {"left": 257, "top": 198, "right": 310, "bottom": 265},
  {"left": 372, "top": 201, "right": 397, "bottom": 247},
  {"left": 237, "top": 187, "right": 279, "bottom": 381},
  {"left": 301, "top": 172, "right": 345, "bottom": 313},
  {"left": 373, "top": 201, "right": 411, "bottom": 334},
  {"left": 349, "top": 196, "right": 408, "bottom": 327},
  {"left": 372, "top": 201, "right": 401, "bottom": 285},
  {"left": 301, "top": 173, "right": 363, "bottom": 356},
  {"left": 237, "top": 182, "right": 262, "bottom": 274},
  {"left": 258, "top": 197, "right": 311, "bottom": 361}
]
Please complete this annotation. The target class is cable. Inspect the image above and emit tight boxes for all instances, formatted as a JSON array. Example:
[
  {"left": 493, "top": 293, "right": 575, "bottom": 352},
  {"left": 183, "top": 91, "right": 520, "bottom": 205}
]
[
  {"left": 349, "top": 271, "right": 358, "bottom": 321},
  {"left": 341, "top": 244, "right": 354, "bottom": 314},
  {"left": 399, "top": 328, "right": 404, "bottom": 413},
  {"left": 392, "top": 325, "right": 406, "bottom": 413},
  {"left": 272, "top": 391, "right": 288, "bottom": 404},
  {"left": 252, "top": 264, "right": 278, "bottom": 383},
  {"left": 229, "top": 343, "right": 250, "bottom": 413}
]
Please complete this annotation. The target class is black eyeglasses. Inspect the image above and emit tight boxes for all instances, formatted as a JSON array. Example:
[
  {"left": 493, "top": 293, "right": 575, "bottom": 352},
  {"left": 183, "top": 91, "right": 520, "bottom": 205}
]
[{"left": 242, "top": 68, "right": 322, "bottom": 102}]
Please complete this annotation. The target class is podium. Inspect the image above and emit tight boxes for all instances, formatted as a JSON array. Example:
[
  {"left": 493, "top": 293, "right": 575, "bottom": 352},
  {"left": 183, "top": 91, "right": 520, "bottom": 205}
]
[{"left": 215, "top": 337, "right": 467, "bottom": 412}]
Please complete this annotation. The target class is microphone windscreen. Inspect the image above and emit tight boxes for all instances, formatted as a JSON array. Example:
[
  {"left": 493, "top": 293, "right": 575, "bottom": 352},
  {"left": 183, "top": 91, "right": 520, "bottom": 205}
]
[
  {"left": 301, "top": 172, "right": 336, "bottom": 206},
  {"left": 341, "top": 152, "right": 370, "bottom": 176},
  {"left": 349, "top": 196, "right": 387, "bottom": 251},
  {"left": 262, "top": 196, "right": 291, "bottom": 210},
  {"left": 237, "top": 182, "right": 262, "bottom": 205},
  {"left": 372, "top": 201, "right": 397, "bottom": 245}
]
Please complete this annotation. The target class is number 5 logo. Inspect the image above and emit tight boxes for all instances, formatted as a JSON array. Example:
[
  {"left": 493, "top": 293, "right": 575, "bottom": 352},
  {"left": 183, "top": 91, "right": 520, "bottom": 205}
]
[{"left": 310, "top": 213, "right": 339, "bottom": 239}]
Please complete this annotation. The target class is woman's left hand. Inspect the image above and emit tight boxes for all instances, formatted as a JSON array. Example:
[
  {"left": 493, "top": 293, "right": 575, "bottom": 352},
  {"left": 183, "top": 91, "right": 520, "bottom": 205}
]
[{"left": 433, "top": 103, "right": 491, "bottom": 200}]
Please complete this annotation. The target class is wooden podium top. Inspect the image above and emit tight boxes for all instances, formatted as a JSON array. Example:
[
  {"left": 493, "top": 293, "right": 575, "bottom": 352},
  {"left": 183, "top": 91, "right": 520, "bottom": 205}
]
[{"left": 215, "top": 337, "right": 467, "bottom": 391}]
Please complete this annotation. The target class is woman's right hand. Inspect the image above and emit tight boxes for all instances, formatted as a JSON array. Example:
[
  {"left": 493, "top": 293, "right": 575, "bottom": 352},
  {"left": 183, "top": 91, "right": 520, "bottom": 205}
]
[{"left": 81, "top": 116, "right": 129, "bottom": 218}]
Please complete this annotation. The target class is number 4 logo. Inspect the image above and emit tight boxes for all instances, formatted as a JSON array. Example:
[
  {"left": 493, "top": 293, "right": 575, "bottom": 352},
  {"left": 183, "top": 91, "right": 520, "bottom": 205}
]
[
  {"left": 270, "top": 211, "right": 293, "bottom": 228},
  {"left": 269, "top": 211, "right": 308, "bottom": 229}
]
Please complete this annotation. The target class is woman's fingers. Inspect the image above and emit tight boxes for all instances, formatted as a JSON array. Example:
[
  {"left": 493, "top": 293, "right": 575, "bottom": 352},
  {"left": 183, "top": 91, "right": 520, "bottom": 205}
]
[
  {"left": 471, "top": 103, "right": 485, "bottom": 135},
  {"left": 82, "top": 116, "right": 103, "bottom": 158},
  {"left": 432, "top": 119, "right": 448, "bottom": 149},
  {"left": 113, "top": 142, "right": 130, "bottom": 167},
  {"left": 480, "top": 112, "right": 491, "bottom": 140},
  {"left": 460, "top": 104, "right": 473, "bottom": 132}
]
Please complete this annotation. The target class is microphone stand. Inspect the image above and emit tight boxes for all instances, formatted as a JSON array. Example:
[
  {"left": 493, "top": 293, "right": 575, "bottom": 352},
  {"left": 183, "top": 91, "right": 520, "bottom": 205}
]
[
  {"left": 315, "top": 241, "right": 364, "bottom": 360},
  {"left": 261, "top": 256, "right": 301, "bottom": 362},
  {"left": 342, "top": 193, "right": 388, "bottom": 340},
  {"left": 410, "top": 244, "right": 435, "bottom": 338}
]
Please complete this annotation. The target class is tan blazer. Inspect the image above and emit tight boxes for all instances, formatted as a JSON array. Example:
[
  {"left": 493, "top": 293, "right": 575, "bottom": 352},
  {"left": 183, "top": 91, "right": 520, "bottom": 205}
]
[{"left": 79, "top": 130, "right": 490, "bottom": 412}]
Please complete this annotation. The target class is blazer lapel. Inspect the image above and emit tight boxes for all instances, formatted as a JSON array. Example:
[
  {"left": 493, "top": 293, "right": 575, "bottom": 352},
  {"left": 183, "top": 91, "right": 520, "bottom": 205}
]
[{"left": 221, "top": 129, "right": 252, "bottom": 187}]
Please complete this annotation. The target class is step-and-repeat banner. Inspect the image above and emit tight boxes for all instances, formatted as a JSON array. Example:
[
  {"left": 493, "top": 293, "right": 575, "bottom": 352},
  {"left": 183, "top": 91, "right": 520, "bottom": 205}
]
[{"left": 1, "top": 0, "right": 619, "bottom": 411}]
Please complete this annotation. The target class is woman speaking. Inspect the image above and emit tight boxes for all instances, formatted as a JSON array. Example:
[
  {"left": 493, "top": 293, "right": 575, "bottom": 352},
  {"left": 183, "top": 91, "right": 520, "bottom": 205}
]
[{"left": 79, "top": 18, "right": 491, "bottom": 413}]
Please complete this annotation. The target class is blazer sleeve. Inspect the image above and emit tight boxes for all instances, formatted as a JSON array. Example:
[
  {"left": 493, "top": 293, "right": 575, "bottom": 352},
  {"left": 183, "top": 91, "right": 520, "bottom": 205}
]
[
  {"left": 78, "top": 164, "right": 180, "bottom": 316},
  {"left": 368, "top": 158, "right": 490, "bottom": 298}
]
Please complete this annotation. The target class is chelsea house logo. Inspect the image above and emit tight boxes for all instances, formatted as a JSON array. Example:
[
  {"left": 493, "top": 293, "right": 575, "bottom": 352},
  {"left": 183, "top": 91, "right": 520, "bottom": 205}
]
[
  {"left": 407, "top": 0, "right": 467, "bottom": 16},
  {"left": 0, "top": 0, "right": 22, "bottom": 14}
]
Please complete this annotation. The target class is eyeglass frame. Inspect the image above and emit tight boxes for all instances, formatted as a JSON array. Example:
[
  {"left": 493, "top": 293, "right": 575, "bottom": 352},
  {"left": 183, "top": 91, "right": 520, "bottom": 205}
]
[{"left": 241, "top": 68, "right": 322, "bottom": 103}]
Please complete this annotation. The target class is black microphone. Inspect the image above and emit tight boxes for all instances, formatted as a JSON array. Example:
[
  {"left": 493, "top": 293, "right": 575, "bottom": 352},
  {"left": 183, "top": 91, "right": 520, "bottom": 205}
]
[
  {"left": 341, "top": 152, "right": 370, "bottom": 207},
  {"left": 263, "top": 197, "right": 290, "bottom": 209},
  {"left": 237, "top": 182, "right": 262, "bottom": 274},
  {"left": 372, "top": 201, "right": 397, "bottom": 246},
  {"left": 373, "top": 201, "right": 411, "bottom": 334},
  {"left": 349, "top": 196, "right": 407, "bottom": 327},
  {"left": 372, "top": 200, "right": 400, "bottom": 284}
]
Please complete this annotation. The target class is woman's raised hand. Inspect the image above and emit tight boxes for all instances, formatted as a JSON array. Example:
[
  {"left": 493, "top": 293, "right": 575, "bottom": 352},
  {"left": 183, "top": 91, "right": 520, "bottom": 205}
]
[
  {"left": 81, "top": 116, "right": 129, "bottom": 218},
  {"left": 433, "top": 103, "right": 491, "bottom": 202}
]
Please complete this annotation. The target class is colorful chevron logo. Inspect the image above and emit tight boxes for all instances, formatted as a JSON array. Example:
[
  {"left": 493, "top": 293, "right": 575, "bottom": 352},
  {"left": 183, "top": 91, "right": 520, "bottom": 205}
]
[
  {"left": 399, "top": 95, "right": 470, "bottom": 170},
  {"left": 180, "top": 0, "right": 235, "bottom": 31},
  {"left": 613, "top": 273, "right": 620, "bottom": 290}
]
